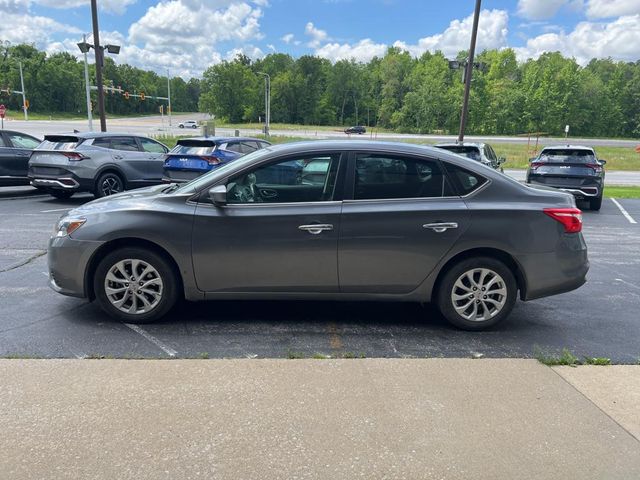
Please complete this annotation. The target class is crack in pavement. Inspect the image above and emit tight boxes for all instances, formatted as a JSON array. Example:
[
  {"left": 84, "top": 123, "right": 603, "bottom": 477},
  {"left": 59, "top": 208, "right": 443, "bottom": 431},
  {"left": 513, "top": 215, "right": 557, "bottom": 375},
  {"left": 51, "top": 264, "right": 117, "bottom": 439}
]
[{"left": 0, "top": 250, "right": 47, "bottom": 273}]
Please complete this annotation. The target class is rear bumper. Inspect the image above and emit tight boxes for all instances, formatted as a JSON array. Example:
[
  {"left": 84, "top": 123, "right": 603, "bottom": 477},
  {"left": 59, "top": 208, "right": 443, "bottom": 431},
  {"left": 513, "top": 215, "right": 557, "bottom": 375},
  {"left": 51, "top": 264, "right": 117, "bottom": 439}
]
[
  {"left": 162, "top": 169, "right": 205, "bottom": 183},
  {"left": 527, "top": 176, "right": 603, "bottom": 198},
  {"left": 28, "top": 166, "right": 93, "bottom": 192},
  {"left": 516, "top": 233, "right": 589, "bottom": 301}
]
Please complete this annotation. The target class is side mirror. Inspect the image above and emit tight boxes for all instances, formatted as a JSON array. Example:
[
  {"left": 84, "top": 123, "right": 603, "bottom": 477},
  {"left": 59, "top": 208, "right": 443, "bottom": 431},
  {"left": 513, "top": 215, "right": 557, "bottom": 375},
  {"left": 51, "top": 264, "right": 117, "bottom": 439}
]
[
  {"left": 498, "top": 156, "right": 506, "bottom": 164},
  {"left": 208, "top": 185, "right": 227, "bottom": 206},
  {"left": 599, "top": 159, "right": 607, "bottom": 165}
]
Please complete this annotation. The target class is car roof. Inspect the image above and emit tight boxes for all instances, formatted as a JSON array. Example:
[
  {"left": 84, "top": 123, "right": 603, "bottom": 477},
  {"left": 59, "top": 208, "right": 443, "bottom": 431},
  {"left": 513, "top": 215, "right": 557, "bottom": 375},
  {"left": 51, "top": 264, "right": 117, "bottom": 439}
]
[
  {"left": 434, "top": 142, "right": 484, "bottom": 148},
  {"left": 44, "top": 132, "right": 152, "bottom": 139},
  {"left": 541, "top": 145, "right": 594, "bottom": 152},
  {"left": 176, "top": 136, "right": 268, "bottom": 144}
]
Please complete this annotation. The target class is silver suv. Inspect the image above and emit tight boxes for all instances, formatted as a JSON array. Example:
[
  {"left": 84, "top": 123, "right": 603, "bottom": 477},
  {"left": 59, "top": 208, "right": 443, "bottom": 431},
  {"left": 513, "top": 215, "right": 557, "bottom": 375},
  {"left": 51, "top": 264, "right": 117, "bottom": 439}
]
[{"left": 28, "top": 133, "right": 169, "bottom": 199}]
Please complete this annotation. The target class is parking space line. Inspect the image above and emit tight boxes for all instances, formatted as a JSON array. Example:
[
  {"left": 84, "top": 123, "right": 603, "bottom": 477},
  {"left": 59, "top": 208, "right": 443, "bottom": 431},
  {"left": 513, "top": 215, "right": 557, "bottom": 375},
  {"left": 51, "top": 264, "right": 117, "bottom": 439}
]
[
  {"left": 610, "top": 198, "right": 637, "bottom": 224},
  {"left": 124, "top": 323, "right": 178, "bottom": 357},
  {"left": 615, "top": 278, "right": 640, "bottom": 291},
  {"left": 40, "top": 208, "right": 71, "bottom": 213}
]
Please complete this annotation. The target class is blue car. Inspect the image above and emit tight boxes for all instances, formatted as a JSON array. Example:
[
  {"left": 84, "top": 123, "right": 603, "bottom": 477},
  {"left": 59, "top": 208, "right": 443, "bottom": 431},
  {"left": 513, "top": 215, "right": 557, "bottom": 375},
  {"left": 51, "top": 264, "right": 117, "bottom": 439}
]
[{"left": 162, "top": 137, "right": 271, "bottom": 183}]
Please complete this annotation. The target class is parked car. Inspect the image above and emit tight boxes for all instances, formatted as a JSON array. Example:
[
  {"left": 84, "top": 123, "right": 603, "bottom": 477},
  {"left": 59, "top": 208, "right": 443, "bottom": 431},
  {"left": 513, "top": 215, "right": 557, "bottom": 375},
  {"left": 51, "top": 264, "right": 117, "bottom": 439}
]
[
  {"left": 48, "top": 141, "right": 588, "bottom": 330},
  {"left": 178, "top": 120, "right": 198, "bottom": 129},
  {"left": 0, "top": 130, "right": 41, "bottom": 187},
  {"left": 28, "top": 133, "right": 169, "bottom": 199},
  {"left": 526, "top": 145, "right": 605, "bottom": 211},
  {"left": 162, "top": 137, "right": 271, "bottom": 183},
  {"left": 344, "top": 126, "right": 366, "bottom": 134},
  {"left": 434, "top": 142, "right": 505, "bottom": 171}
]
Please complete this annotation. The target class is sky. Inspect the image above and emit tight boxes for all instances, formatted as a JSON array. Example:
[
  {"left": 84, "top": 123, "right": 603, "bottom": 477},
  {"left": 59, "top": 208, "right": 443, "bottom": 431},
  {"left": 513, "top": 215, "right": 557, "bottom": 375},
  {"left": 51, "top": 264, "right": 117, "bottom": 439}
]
[{"left": 1, "top": 0, "right": 639, "bottom": 78}]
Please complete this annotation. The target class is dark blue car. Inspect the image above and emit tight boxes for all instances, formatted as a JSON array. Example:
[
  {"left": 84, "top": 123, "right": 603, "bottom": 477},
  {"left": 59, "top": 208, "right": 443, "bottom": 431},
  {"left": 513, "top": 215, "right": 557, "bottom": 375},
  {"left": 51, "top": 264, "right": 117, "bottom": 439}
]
[{"left": 162, "top": 137, "right": 271, "bottom": 183}]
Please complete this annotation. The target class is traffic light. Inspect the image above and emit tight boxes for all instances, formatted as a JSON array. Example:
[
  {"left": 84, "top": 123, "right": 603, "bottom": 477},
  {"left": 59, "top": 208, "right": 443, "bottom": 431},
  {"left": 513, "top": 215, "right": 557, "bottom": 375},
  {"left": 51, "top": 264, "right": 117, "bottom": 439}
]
[{"left": 124, "top": 91, "right": 130, "bottom": 100}]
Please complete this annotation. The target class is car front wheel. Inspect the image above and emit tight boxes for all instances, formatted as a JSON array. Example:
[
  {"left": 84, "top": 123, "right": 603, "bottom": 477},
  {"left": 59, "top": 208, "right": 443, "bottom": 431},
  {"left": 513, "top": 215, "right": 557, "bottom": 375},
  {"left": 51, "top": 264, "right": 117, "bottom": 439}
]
[
  {"left": 94, "top": 248, "right": 179, "bottom": 323},
  {"left": 436, "top": 257, "right": 517, "bottom": 330}
]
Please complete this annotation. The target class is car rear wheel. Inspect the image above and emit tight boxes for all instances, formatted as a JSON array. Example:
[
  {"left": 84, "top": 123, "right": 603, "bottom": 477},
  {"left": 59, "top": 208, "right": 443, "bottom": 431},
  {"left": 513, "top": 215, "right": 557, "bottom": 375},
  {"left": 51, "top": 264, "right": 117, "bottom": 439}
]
[
  {"left": 589, "top": 195, "right": 602, "bottom": 211},
  {"left": 436, "top": 257, "right": 517, "bottom": 330},
  {"left": 95, "top": 172, "right": 124, "bottom": 198},
  {"left": 49, "top": 189, "right": 74, "bottom": 200},
  {"left": 192, "top": 124, "right": 197, "bottom": 129},
  {"left": 94, "top": 248, "right": 179, "bottom": 323}
]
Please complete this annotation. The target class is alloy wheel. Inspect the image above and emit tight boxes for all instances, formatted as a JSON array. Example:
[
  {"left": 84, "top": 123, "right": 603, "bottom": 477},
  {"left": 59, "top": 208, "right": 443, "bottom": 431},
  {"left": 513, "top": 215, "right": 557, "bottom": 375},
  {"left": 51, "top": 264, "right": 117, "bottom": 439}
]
[
  {"left": 451, "top": 268, "right": 507, "bottom": 322},
  {"left": 100, "top": 175, "right": 123, "bottom": 196},
  {"left": 104, "top": 259, "right": 164, "bottom": 315}
]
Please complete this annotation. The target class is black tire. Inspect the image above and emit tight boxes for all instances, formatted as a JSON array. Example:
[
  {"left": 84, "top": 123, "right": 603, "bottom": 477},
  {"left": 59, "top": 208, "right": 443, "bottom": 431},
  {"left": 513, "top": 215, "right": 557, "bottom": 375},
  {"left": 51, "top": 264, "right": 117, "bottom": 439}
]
[
  {"left": 589, "top": 195, "right": 602, "bottom": 211},
  {"left": 49, "top": 190, "right": 75, "bottom": 200},
  {"left": 94, "top": 247, "right": 179, "bottom": 323},
  {"left": 94, "top": 172, "right": 125, "bottom": 198},
  {"left": 436, "top": 256, "right": 517, "bottom": 331},
  {"left": 179, "top": 124, "right": 184, "bottom": 129},
  {"left": 192, "top": 124, "right": 197, "bottom": 129}
]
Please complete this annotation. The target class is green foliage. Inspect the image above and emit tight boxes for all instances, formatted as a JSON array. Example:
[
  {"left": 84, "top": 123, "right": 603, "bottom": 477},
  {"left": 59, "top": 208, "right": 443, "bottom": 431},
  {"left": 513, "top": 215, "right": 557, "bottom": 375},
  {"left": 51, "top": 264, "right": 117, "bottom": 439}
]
[
  {"left": 534, "top": 347, "right": 580, "bottom": 366},
  {"left": 2, "top": 40, "right": 640, "bottom": 138}
]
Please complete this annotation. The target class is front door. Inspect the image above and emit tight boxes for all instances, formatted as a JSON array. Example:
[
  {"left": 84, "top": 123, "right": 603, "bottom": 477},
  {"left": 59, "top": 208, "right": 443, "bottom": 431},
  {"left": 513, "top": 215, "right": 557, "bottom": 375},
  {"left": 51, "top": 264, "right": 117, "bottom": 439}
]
[
  {"left": 0, "top": 132, "right": 36, "bottom": 184},
  {"left": 339, "top": 152, "right": 471, "bottom": 294},
  {"left": 191, "top": 152, "right": 344, "bottom": 293}
]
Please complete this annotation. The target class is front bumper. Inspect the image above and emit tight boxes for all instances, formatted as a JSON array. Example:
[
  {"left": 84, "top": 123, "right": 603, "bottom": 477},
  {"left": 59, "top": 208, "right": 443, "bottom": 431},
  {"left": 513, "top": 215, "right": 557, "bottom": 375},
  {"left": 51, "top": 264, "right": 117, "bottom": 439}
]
[{"left": 48, "top": 235, "right": 105, "bottom": 298}]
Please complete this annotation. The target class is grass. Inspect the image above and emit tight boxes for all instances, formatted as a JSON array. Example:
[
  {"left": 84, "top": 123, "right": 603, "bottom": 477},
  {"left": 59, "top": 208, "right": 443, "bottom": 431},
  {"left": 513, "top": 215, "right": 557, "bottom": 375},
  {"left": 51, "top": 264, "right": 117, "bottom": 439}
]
[
  {"left": 534, "top": 347, "right": 612, "bottom": 366},
  {"left": 604, "top": 186, "right": 640, "bottom": 199}
]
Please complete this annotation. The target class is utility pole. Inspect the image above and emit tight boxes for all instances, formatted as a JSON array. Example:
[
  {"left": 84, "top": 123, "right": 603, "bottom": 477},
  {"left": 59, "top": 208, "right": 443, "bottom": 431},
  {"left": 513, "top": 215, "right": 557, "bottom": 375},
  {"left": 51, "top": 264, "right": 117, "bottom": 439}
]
[
  {"left": 167, "top": 69, "right": 172, "bottom": 128},
  {"left": 18, "top": 62, "right": 27, "bottom": 121},
  {"left": 82, "top": 34, "right": 93, "bottom": 131},
  {"left": 91, "top": 0, "right": 106, "bottom": 132},
  {"left": 257, "top": 72, "right": 270, "bottom": 138},
  {"left": 458, "top": 0, "right": 482, "bottom": 142}
]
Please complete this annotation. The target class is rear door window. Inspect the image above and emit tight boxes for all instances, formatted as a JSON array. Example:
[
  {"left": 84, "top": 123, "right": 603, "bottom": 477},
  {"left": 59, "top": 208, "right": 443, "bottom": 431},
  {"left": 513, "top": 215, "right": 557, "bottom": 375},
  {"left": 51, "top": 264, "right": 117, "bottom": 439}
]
[
  {"left": 110, "top": 137, "right": 140, "bottom": 152},
  {"left": 0, "top": 135, "right": 6, "bottom": 147},
  {"left": 354, "top": 154, "right": 454, "bottom": 200},
  {"left": 240, "top": 141, "right": 259, "bottom": 154},
  {"left": 224, "top": 142, "right": 243, "bottom": 153}
]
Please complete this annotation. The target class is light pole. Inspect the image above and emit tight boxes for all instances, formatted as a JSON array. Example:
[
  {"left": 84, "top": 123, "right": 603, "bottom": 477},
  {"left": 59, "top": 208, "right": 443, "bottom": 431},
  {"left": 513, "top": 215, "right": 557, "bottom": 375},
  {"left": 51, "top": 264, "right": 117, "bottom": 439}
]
[
  {"left": 167, "top": 69, "right": 172, "bottom": 128},
  {"left": 79, "top": 33, "right": 93, "bottom": 131},
  {"left": 257, "top": 72, "right": 270, "bottom": 138},
  {"left": 458, "top": 0, "right": 482, "bottom": 142},
  {"left": 18, "top": 62, "right": 27, "bottom": 120}
]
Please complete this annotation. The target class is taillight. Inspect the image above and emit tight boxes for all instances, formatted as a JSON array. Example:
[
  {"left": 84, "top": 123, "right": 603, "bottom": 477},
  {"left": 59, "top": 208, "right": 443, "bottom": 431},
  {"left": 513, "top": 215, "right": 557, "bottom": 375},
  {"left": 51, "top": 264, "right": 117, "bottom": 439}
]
[
  {"left": 585, "top": 163, "right": 602, "bottom": 174},
  {"left": 530, "top": 162, "right": 544, "bottom": 170},
  {"left": 62, "top": 152, "right": 89, "bottom": 161},
  {"left": 200, "top": 155, "right": 221, "bottom": 166},
  {"left": 543, "top": 208, "right": 582, "bottom": 233}
]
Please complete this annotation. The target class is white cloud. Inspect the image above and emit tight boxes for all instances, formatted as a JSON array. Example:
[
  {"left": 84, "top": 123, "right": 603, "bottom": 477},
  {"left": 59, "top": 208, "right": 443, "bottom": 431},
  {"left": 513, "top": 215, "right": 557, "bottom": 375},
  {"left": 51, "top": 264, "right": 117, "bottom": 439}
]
[
  {"left": 33, "top": 0, "right": 137, "bottom": 14},
  {"left": 393, "top": 9, "right": 509, "bottom": 58},
  {"left": 586, "top": 0, "right": 640, "bottom": 18},
  {"left": 304, "top": 22, "right": 328, "bottom": 48},
  {"left": 125, "top": 0, "right": 265, "bottom": 77},
  {"left": 225, "top": 44, "right": 264, "bottom": 60},
  {"left": 0, "top": 13, "right": 81, "bottom": 46},
  {"left": 315, "top": 38, "right": 387, "bottom": 62},
  {"left": 281, "top": 33, "right": 295, "bottom": 44},
  {"left": 515, "top": 14, "right": 640, "bottom": 64},
  {"left": 517, "top": 0, "right": 569, "bottom": 20}
]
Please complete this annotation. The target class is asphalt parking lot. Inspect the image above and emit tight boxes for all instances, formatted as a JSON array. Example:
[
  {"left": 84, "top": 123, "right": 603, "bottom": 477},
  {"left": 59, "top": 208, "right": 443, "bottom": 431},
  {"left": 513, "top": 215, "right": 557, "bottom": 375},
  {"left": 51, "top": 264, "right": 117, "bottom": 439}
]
[{"left": 1, "top": 187, "right": 639, "bottom": 362}]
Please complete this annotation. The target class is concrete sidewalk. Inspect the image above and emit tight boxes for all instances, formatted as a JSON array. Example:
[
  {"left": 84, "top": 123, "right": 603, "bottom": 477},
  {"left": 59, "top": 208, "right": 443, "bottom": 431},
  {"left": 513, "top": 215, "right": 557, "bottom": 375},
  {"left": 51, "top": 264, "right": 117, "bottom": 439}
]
[{"left": 1, "top": 359, "right": 638, "bottom": 480}]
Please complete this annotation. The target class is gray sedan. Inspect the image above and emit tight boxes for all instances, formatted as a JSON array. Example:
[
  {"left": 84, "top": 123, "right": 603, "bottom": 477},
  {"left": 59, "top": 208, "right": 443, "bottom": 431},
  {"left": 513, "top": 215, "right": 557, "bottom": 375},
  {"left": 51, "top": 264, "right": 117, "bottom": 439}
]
[{"left": 48, "top": 141, "right": 589, "bottom": 330}]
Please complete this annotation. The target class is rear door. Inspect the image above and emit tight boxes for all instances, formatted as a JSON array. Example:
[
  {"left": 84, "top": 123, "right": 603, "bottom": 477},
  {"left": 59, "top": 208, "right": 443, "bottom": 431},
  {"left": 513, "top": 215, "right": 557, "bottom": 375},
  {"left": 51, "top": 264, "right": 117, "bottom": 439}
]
[
  {"left": 338, "top": 152, "right": 471, "bottom": 294},
  {"left": 108, "top": 136, "right": 156, "bottom": 186},
  {"left": 138, "top": 137, "right": 168, "bottom": 181}
]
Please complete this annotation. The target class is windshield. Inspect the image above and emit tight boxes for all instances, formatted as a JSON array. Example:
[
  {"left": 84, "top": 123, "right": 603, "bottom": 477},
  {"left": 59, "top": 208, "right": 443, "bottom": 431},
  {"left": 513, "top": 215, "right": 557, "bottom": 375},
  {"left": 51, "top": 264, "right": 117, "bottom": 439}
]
[
  {"left": 173, "top": 147, "right": 275, "bottom": 194},
  {"left": 538, "top": 149, "right": 596, "bottom": 163},
  {"left": 438, "top": 146, "right": 481, "bottom": 161}
]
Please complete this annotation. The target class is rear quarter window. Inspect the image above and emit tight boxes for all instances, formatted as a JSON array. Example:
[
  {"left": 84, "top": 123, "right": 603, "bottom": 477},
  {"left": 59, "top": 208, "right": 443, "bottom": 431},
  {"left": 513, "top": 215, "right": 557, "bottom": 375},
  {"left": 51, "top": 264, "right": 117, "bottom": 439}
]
[{"left": 444, "top": 163, "right": 487, "bottom": 195}]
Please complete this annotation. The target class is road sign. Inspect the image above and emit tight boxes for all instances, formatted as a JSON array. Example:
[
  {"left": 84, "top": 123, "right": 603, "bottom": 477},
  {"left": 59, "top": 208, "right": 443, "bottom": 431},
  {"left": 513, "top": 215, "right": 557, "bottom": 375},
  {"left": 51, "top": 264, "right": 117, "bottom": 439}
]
[{"left": 0, "top": 104, "right": 6, "bottom": 118}]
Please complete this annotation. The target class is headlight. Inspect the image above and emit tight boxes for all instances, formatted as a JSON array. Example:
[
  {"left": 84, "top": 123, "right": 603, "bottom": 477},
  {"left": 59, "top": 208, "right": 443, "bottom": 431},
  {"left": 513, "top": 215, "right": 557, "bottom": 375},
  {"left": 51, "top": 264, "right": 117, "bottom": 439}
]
[{"left": 55, "top": 218, "right": 86, "bottom": 237}]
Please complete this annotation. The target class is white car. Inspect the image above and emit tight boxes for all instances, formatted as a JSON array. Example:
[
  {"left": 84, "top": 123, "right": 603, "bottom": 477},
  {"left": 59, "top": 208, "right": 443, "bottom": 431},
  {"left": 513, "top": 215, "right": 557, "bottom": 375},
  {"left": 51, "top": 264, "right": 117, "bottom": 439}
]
[{"left": 178, "top": 120, "right": 198, "bottom": 129}]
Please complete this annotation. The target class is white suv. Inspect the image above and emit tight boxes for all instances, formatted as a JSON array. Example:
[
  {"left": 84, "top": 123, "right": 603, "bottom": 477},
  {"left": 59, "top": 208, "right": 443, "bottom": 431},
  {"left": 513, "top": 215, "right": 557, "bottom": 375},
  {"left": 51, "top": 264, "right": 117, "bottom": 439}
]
[{"left": 178, "top": 120, "right": 198, "bottom": 129}]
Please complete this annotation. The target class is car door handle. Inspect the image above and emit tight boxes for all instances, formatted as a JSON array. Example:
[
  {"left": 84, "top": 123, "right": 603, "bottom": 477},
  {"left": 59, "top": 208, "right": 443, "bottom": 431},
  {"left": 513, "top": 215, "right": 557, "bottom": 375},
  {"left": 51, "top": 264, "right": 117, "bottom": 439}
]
[
  {"left": 114, "top": 155, "right": 123, "bottom": 160},
  {"left": 423, "top": 222, "right": 458, "bottom": 233},
  {"left": 260, "top": 189, "right": 278, "bottom": 198},
  {"left": 298, "top": 224, "right": 333, "bottom": 235}
]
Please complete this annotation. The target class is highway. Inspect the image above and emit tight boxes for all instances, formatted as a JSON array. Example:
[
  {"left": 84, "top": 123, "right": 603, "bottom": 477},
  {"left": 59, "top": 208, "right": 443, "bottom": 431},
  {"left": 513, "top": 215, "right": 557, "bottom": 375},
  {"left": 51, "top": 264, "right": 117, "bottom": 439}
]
[{"left": 4, "top": 113, "right": 640, "bottom": 148}]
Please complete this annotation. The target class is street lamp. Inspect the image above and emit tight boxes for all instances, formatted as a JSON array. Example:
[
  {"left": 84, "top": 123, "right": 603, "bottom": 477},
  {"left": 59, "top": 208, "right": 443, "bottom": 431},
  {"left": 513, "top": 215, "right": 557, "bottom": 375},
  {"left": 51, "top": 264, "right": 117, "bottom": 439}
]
[
  {"left": 257, "top": 72, "right": 270, "bottom": 138},
  {"left": 78, "top": 34, "right": 93, "bottom": 131}
]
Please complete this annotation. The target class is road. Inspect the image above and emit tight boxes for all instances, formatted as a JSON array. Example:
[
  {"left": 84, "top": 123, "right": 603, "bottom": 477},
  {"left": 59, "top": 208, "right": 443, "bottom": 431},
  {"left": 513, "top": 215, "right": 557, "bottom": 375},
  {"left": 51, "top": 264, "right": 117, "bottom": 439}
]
[
  {"left": 0, "top": 187, "right": 638, "bottom": 362},
  {"left": 4, "top": 113, "right": 640, "bottom": 148}
]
